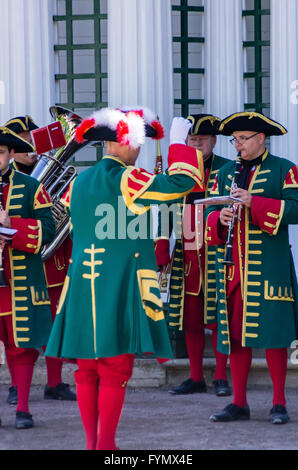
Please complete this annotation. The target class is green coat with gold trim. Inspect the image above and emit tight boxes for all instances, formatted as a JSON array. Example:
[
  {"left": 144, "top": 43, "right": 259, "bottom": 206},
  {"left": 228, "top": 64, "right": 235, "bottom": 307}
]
[
  {"left": 205, "top": 151, "right": 298, "bottom": 354},
  {"left": 155, "top": 154, "right": 229, "bottom": 331},
  {"left": 45, "top": 146, "right": 204, "bottom": 359},
  {"left": 2, "top": 169, "right": 56, "bottom": 348}
]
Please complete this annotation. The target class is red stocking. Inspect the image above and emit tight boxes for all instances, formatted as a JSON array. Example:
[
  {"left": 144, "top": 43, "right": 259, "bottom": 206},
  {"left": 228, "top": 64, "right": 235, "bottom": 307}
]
[
  {"left": 15, "top": 363, "right": 34, "bottom": 413},
  {"left": 45, "top": 356, "right": 63, "bottom": 388},
  {"left": 265, "top": 348, "right": 288, "bottom": 407},
  {"left": 185, "top": 329, "right": 205, "bottom": 382},
  {"left": 229, "top": 340, "right": 252, "bottom": 407},
  {"left": 211, "top": 329, "right": 228, "bottom": 381},
  {"left": 96, "top": 385, "right": 127, "bottom": 450},
  {"left": 96, "top": 354, "right": 134, "bottom": 450},
  {"left": 42, "top": 345, "right": 63, "bottom": 387},
  {"left": 183, "top": 294, "right": 205, "bottom": 382},
  {"left": 74, "top": 368, "right": 99, "bottom": 451},
  {"left": 5, "top": 349, "right": 17, "bottom": 387}
]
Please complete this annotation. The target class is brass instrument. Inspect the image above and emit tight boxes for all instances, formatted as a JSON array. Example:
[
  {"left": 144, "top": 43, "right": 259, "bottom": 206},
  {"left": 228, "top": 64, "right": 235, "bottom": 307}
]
[
  {"left": 154, "top": 141, "right": 163, "bottom": 175},
  {"left": 31, "top": 106, "right": 89, "bottom": 261},
  {"left": 222, "top": 159, "right": 242, "bottom": 266},
  {"left": 154, "top": 140, "right": 170, "bottom": 293}
]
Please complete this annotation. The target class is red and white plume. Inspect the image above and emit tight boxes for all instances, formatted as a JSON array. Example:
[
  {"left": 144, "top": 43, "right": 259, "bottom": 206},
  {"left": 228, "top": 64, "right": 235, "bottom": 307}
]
[{"left": 75, "top": 106, "right": 164, "bottom": 148}]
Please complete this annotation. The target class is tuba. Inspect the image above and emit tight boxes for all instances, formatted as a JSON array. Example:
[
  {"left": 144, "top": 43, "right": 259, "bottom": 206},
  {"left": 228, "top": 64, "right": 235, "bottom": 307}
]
[{"left": 31, "top": 106, "right": 90, "bottom": 261}]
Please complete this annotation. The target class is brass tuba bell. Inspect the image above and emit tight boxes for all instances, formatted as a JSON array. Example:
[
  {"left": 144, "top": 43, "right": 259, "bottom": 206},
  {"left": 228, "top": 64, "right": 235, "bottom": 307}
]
[{"left": 31, "top": 106, "right": 91, "bottom": 261}]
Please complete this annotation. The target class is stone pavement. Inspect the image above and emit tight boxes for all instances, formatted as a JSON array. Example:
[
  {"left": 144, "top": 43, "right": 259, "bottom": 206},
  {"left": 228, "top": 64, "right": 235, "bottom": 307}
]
[{"left": 0, "top": 375, "right": 298, "bottom": 450}]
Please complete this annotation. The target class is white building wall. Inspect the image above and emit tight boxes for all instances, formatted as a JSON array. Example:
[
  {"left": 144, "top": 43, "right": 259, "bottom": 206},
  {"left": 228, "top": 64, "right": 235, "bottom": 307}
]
[
  {"left": 107, "top": 0, "right": 174, "bottom": 172},
  {"left": 205, "top": 0, "right": 244, "bottom": 159},
  {"left": 0, "top": 0, "right": 56, "bottom": 127},
  {"left": 270, "top": 0, "right": 298, "bottom": 270}
]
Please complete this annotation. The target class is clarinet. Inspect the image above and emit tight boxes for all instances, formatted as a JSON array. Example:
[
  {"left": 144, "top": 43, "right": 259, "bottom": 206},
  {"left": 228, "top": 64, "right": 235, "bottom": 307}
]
[
  {"left": 0, "top": 175, "right": 7, "bottom": 286},
  {"left": 222, "top": 159, "right": 242, "bottom": 266}
]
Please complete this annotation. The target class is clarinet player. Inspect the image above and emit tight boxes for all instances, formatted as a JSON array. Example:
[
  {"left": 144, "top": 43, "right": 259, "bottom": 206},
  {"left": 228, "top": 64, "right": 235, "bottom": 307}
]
[{"left": 205, "top": 112, "right": 298, "bottom": 425}]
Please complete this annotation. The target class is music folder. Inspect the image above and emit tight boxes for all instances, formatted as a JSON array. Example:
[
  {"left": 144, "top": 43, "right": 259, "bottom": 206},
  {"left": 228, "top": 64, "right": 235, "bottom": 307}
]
[
  {"left": 0, "top": 226, "right": 18, "bottom": 241},
  {"left": 194, "top": 196, "right": 243, "bottom": 206},
  {"left": 31, "top": 121, "right": 67, "bottom": 155}
]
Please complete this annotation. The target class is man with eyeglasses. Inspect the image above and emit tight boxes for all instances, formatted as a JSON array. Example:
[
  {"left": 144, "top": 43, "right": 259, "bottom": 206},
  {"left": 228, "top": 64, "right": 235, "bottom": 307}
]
[{"left": 204, "top": 111, "right": 298, "bottom": 425}]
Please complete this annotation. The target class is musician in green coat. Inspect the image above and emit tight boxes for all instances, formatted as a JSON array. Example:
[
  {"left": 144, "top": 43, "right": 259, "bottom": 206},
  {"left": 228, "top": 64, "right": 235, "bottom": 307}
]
[
  {"left": 204, "top": 112, "right": 298, "bottom": 425},
  {"left": 0, "top": 126, "right": 55, "bottom": 429},
  {"left": 155, "top": 114, "right": 231, "bottom": 396},
  {"left": 45, "top": 108, "right": 205, "bottom": 450}
]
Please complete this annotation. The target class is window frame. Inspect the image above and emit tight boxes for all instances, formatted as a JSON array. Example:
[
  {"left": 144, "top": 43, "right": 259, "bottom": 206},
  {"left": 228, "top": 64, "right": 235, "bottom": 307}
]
[
  {"left": 54, "top": 0, "right": 108, "bottom": 166},
  {"left": 172, "top": 0, "right": 205, "bottom": 117},
  {"left": 242, "top": 0, "right": 270, "bottom": 113}
]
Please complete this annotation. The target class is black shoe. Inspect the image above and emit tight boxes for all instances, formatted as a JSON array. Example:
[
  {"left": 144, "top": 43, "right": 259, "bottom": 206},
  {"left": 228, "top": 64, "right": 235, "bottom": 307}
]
[
  {"left": 213, "top": 379, "right": 232, "bottom": 397},
  {"left": 15, "top": 411, "right": 34, "bottom": 429},
  {"left": 7, "top": 386, "right": 18, "bottom": 405},
  {"left": 168, "top": 378, "right": 207, "bottom": 395},
  {"left": 210, "top": 403, "right": 250, "bottom": 422},
  {"left": 44, "top": 382, "right": 76, "bottom": 401},
  {"left": 269, "top": 405, "right": 290, "bottom": 425}
]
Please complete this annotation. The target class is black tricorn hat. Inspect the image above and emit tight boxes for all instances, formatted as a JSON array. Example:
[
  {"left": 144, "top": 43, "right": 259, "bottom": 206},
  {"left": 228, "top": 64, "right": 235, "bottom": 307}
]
[
  {"left": 0, "top": 127, "right": 35, "bottom": 153},
  {"left": 218, "top": 112, "right": 287, "bottom": 136},
  {"left": 4, "top": 115, "right": 39, "bottom": 134},
  {"left": 187, "top": 114, "right": 221, "bottom": 136}
]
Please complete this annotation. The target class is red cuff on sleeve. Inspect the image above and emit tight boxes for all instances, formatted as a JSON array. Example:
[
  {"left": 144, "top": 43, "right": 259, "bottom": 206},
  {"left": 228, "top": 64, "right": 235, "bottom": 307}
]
[
  {"left": 10, "top": 218, "right": 42, "bottom": 254},
  {"left": 250, "top": 196, "right": 283, "bottom": 235},
  {"left": 167, "top": 144, "right": 205, "bottom": 191}
]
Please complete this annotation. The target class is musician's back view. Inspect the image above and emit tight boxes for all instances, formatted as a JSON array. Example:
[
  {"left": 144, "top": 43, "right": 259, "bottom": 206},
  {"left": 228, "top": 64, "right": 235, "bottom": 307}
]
[
  {"left": 45, "top": 109, "right": 205, "bottom": 450},
  {"left": 205, "top": 111, "right": 298, "bottom": 425}
]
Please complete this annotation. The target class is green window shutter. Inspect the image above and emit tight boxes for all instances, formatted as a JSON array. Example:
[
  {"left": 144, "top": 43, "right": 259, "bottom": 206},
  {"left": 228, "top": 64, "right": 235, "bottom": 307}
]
[{"left": 172, "top": 0, "right": 205, "bottom": 117}]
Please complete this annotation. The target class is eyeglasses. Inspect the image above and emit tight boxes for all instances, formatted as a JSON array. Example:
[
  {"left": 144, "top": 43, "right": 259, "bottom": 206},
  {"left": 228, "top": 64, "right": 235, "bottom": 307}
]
[{"left": 230, "top": 132, "right": 260, "bottom": 146}]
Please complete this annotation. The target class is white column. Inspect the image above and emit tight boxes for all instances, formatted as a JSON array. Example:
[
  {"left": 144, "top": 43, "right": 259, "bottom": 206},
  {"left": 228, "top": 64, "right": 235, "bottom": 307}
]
[
  {"left": 270, "top": 0, "right": 298, "bottom": 271},
  {"left": 108, "top": 0, "right": 174, "bottom": 171},
  {"left": 0, "top": 0, "right": 55, "bottom": 128},
  {"left": 270, "top": 0, "right": 298, "bottom": 162},
  {"left": 204, "top": 0, "right": 244, "bottom": 160}
]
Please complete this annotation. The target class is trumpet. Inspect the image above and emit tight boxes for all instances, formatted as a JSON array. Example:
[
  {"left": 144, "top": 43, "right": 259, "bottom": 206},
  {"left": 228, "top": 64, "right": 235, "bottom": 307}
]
[{"left": 222, "top": 159, "right": 242, "bottom": 266}]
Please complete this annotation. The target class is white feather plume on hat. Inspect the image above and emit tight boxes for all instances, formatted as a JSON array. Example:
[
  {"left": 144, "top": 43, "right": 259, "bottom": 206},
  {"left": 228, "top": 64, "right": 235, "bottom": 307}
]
[{"left": 75, "top": 106, "right": 164, "bottom": 148}]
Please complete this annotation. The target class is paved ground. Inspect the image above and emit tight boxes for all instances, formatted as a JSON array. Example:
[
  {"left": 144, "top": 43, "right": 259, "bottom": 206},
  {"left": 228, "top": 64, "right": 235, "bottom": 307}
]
[{"left": 0, "top": 383, "right": 298, "bottom": 451}]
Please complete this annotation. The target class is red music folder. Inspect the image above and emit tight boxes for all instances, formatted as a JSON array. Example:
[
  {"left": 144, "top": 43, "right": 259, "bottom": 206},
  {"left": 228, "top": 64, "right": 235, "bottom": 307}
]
[{"left": 31, "top": 121, "right": 67, "bottom": 155}]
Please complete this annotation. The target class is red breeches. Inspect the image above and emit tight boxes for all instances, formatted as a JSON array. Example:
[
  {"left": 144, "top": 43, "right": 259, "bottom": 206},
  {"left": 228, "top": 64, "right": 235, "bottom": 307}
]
[
  {"left": 76, "top": 354, "right": 134, "bottom": 387},
  {"left": 0, "top": 314, "right": 39, "bottom": 364}
]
